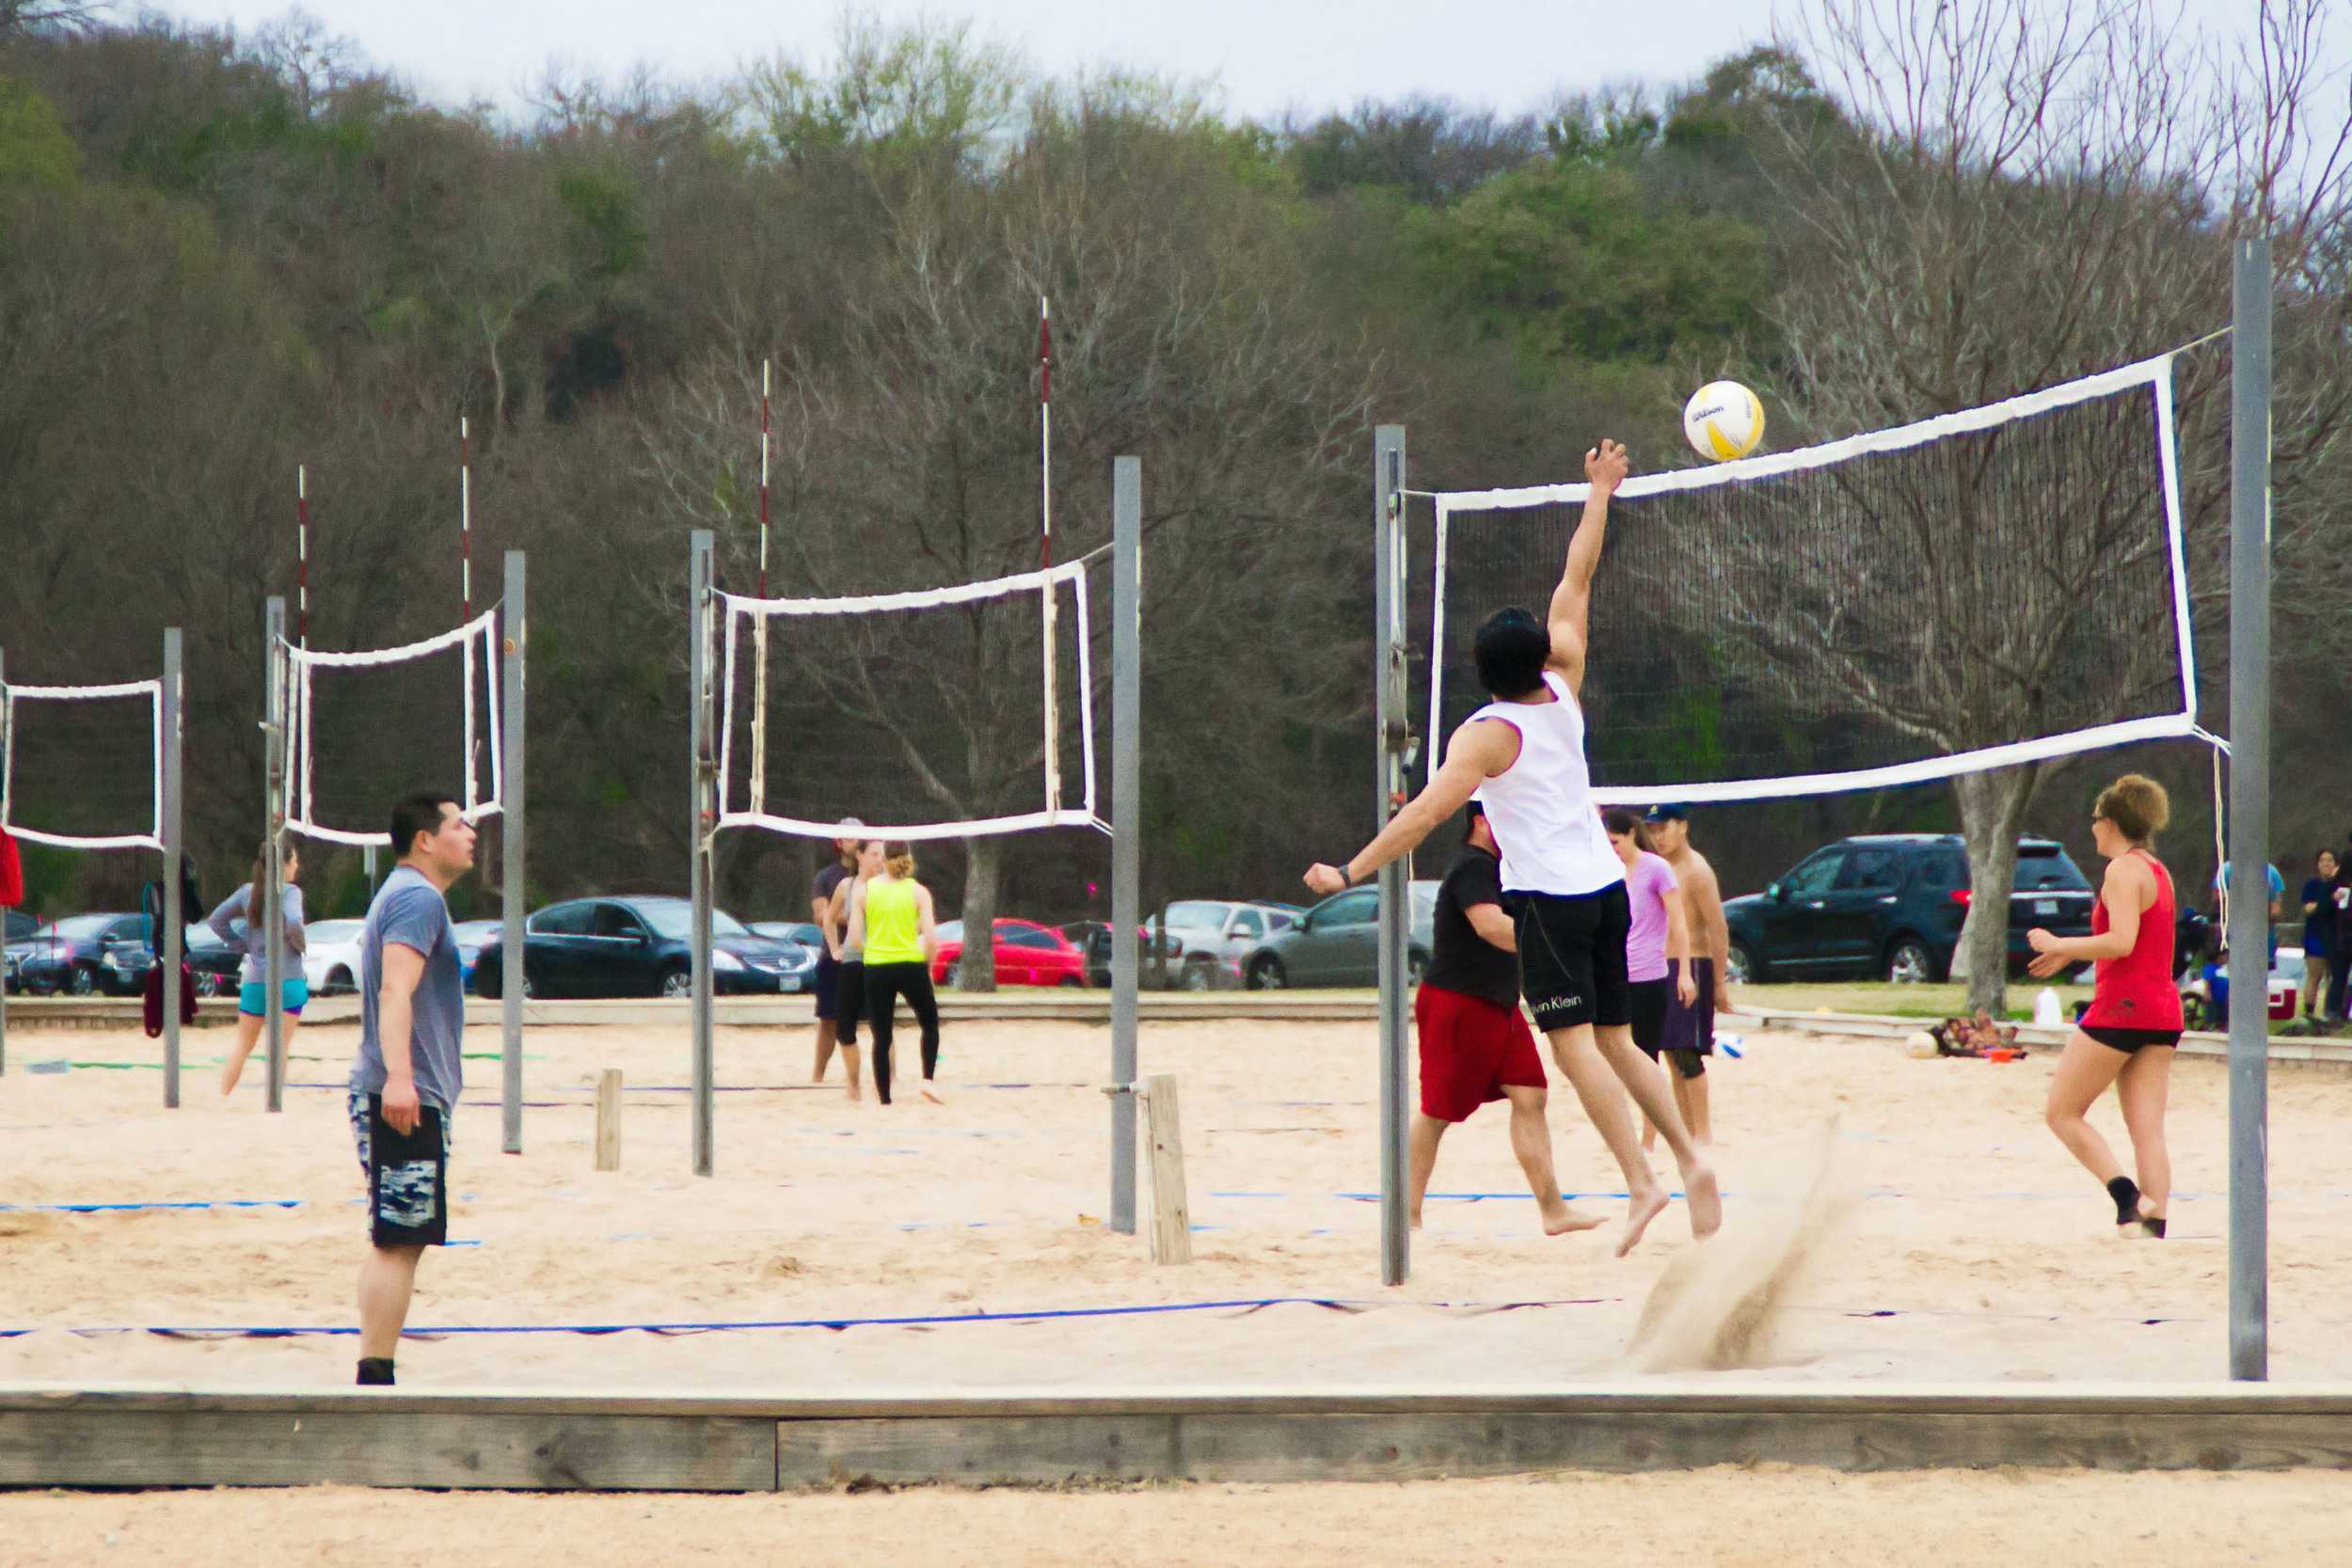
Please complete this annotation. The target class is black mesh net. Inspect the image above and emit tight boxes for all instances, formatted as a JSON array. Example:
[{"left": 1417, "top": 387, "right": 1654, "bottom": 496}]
[
  {"left": 720, "top": 564, "right": 1104, "bottom": 839},
  {"left": 2, "top": 688, "right": 158, "bottom": 846},
  {"left": 294, "top": 626, "right": 501, "bottom": 844},
  {"left": 1424, "top": 376, "right": 2187, "bottom": 798}
]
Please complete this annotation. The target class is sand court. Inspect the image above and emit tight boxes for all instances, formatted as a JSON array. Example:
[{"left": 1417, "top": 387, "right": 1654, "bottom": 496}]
[{"left": 4, "top": 1014, "right": 2352, "bottom": 1393}]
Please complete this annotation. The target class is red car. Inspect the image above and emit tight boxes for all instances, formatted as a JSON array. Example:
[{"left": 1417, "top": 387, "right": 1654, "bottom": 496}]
[{"left": 930, "top": 918, "right": 1089, "bottom": 988}]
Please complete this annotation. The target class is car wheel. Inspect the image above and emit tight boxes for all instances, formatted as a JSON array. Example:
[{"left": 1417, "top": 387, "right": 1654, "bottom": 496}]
[
  {"left": 945, "top": 961, "right": 962, "bottom": 988},
  {"left": 660, "top": 967, "right": 692, "bottom": 1000},
  {"left": 1058, "top": 974, "right": 1086, "bottom": 989},
  {"left": 1406, "top": 951, "right": 1429, "bottom": 987},
  {"left": 1247, "top": 955, "right": 1286, "bottom": 990},
  {"left": 328, "top": 967, "right": 354, "bottom": 996},
  {"left": 1180, "top": 960, "right": 1214, "bottom": 992},
  {"left": 1885, "top": 938, "right": 1939, "bottom": 986},
  {"left": 67, "top": 966, "right": 96, "bottom": 997},
  {"left": 1726, "top": 942, "right": 1763, "bottom": 985}
]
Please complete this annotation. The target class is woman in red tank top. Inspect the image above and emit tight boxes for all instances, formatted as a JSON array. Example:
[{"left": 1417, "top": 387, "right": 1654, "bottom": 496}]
[{"left": 2026, "top": 774, "right": 2180, "bottom": 1239}]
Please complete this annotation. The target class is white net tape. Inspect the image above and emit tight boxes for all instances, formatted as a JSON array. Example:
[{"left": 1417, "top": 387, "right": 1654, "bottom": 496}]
[
  {"left": 282, "top": 608, "right": 504, "bottom": 847},
  {"left": 1424, "top": 354, "right": 2201, "bottom": 804},
  {"left": 715, "top": 559, "right": 1105, "bottom": 842},
  {"left": 0, "top": 679, "right": 164, "bottom": 850}
]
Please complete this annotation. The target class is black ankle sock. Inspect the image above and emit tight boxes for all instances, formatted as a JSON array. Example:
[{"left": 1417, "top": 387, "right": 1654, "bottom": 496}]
[
  {"left": 2106, "top": 1176, "right": 2142, "bottom": 1226},
  {"left": 357, "top": 1357, "right": 396, "bottom": 1386}
]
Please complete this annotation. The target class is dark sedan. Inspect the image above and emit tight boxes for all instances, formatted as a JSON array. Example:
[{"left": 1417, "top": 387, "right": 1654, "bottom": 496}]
[
  {"left": 8, "top": 912, "right": 151, "bottom": 996},
  {"left": 473, "top": 895, "right": 815, "bottom": 1000}
]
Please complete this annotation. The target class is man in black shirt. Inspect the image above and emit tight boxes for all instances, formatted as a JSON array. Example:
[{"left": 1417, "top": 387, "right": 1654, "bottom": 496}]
[{"left": 1410, "top": 805, "right": 1603, "bottom": 1237}]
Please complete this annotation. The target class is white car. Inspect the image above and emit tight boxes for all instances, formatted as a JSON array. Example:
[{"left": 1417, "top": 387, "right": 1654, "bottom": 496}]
[{"left": 302, "top": 919, "right": 368, "bottom": 995}]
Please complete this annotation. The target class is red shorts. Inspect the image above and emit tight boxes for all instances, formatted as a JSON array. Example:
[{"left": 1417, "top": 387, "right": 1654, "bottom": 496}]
[{"left": 1415, "top": 983, "right": 1547, "bottom": 1123}]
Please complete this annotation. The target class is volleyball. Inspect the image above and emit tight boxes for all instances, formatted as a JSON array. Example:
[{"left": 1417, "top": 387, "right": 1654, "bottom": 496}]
[{"left": 1683, "top": 380, "right": 1766, "bottom": 462}]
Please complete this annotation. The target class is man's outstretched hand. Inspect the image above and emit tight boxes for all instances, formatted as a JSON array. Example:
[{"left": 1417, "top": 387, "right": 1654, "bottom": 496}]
[
  {"left": 1585, "top": 438, "right": 1630, "bottom": 497},
  {"left": 1303, "top": 863, "right": 1349, "bottom": 897}
]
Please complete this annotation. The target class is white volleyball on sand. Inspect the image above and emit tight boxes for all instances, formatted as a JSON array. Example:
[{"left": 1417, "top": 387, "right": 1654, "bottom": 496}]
[
  {"left": 1683, "top": 380, "right": 1767, "bottom": 462},
  {"left": 1906, "top": 1030, "right": 1940, "bottom": 1059}
]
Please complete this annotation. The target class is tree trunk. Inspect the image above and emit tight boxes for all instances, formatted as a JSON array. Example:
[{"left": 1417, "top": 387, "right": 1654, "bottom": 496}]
[
  {"left": 1950, "top": 763, "right": 2040, "bottom": 1017},
  {"left": 957, "top": 835, "right": 1001, "bottom": 991}
]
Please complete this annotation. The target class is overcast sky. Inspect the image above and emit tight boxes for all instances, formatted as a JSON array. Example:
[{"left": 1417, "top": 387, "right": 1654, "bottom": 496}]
[{"left": 149, "top": 0, "right": 2345, "bottom": 128}]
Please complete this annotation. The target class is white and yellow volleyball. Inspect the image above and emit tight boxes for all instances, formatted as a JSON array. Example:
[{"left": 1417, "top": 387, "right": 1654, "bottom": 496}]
[{"left": 1682, "top": 380, "right": 1766, "bottom": 463}]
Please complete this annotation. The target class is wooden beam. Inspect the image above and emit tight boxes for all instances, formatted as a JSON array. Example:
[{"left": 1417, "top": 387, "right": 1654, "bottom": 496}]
[
  {"left": 1141, "top": 1073, "right": 1191, "bottom": 1264},
  {"left": 596, "top": 1069, "right": 622, "bottom": 1171}
]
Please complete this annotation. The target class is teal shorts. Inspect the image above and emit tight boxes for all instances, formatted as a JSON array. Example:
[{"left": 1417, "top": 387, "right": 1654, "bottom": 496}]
[{"left": 238, "top": 978, "right": 310, "bottom": 1017}]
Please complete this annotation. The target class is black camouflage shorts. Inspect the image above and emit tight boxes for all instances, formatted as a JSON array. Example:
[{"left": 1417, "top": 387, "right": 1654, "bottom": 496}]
[{"left": 349, "top": 1090, "right": 453, "bottom": 1248}]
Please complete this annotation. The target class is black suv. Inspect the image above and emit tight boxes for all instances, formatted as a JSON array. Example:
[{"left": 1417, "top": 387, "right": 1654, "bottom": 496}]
[{"left": 1724, "top": 835, "right": 2095, "bottom": 984}]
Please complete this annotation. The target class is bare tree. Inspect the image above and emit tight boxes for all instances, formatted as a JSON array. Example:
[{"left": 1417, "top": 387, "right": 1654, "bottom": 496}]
[
  {"left": 1746, "top": 0, "right": 2352, "bottom": 1011},
  {"left": 643, "top": 53, "right": 1376, "bottom": 986}
]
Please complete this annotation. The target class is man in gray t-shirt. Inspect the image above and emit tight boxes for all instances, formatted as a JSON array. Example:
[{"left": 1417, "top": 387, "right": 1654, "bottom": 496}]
[{"left": 350, "top": 793, "right": 477, "bottom": 1388}]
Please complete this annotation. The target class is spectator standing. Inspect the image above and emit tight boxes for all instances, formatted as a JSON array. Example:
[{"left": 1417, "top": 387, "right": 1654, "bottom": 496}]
[{"left": 2301, "top": 850, "right": 2338, "bottom": 1022}]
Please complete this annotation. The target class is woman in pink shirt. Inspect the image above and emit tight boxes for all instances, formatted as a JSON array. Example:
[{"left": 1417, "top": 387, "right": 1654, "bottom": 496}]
[{"left": 1603, "top": 809, "right": 1697, "bottom": 1148}]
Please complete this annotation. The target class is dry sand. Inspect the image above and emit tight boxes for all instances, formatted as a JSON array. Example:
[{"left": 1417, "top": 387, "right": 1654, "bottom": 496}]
[
  {"left": 8, "top": 1468, "right": 2352, "bottom": 1567},
  {"left": 4, "top": 1015, "right": 2352, "bottom": 1390}
]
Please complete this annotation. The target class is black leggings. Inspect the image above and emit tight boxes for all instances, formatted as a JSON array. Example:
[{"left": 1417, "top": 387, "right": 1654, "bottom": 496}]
[{"left": 863, "top": 961, "right": 941, "bottom": 1102}]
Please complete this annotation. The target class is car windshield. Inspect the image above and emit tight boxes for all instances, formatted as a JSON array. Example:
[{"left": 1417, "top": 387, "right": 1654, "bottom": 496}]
[
  {"left": 51, "top": 915, "right": 119, "bottom": 940},
  {"left": 634, "top": 903, "right": 750, "bottom": 940},
  {"left": 935, "top": 921, "right": 963, "bottom": 943},
  {"left": 1161, "top": 902, "right": 1228, "bottom": 930}
]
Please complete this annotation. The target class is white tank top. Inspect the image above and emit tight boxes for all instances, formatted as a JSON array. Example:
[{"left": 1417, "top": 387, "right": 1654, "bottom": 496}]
[{"left": 1470, "top": 672, "right": 1624, "bottom": 897}]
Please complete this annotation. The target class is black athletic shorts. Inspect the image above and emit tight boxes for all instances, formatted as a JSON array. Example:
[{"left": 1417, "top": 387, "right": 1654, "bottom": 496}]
[
  {"left": 1507, "top": 882, "right": 1631, "bottom": 1033},
  {"left": 2082, "top": 1025, "right": 2182, "bottom": 1053},
  {"left": 1628, "top": 977, "right": 1671, "bottom": 1054},
  {"left": 349, "top": 1091, "right": 452, "bottom": 1248},
  {"left": 813, "top": 953, "right": 842, "bottom": 1020}
]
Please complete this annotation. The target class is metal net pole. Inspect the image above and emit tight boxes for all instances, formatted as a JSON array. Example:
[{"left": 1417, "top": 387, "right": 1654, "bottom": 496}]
[
  {"left": 690, "top": 531, "right": 718, "bottom": 1176},
  {"left": 1109, "top": 456, "right": 1142, "bottom": 1234},
  {"left": 1374, "top": 424, "right": 1411, "bottom": 1287},
  {"left": 501, "top": 551, "right": 527, "bottom": 1155}
]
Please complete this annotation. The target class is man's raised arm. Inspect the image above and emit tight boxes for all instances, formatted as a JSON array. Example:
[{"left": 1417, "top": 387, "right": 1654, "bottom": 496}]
[{"left": 1547, "top": 438, "right": 1630, "bottom": 697}]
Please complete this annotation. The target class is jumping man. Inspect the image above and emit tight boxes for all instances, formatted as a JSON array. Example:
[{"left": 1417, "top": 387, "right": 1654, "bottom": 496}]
[
  {"left": 349, "top": 793, "right": 476, "bottom": 1386},
  {"left": 1307, "top": 439, "right": 1721, "bottom": 1256}
]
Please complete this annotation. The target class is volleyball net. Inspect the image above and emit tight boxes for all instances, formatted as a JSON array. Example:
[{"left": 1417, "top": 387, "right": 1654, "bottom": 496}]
[
  {"left": 281, "top": 609, "right": 505, "bottom": 847},
  {"left": 0, "top": 677, "right": 164, "bottom": 851},
  {"left": 1421, "top": 354, "right": 2202, "bottom": 803},
  {"left": 711, "top": 556, "right": 1106, "bottom": 843}
]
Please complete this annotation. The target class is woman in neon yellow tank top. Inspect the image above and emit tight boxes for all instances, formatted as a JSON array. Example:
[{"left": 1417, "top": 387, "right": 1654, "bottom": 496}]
[{"left": 847, "top": 842, "right": 944, "bottom": 1104}]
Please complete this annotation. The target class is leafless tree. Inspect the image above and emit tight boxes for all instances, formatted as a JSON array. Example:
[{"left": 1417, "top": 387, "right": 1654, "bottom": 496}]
[{"left": 1743, "top": 0, "right": 2352, "bottom": 1011}]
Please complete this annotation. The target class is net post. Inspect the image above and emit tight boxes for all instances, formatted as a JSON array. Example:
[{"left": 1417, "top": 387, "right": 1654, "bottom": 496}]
[
  {"left": 263, "top": 597, "right": 288, "bottom": 1115},
  {"left": 0, "top": 647, "right": 9, "bottom": 1078},
  {"left": 2227, "top": 237, "right": 2272, "bottom": 1383},
  {"left": 1374, "top": 423, "right": 1411, "bottom": 1288},
  {"left": 501, "top": 551, "right": 526, "bottom": 1155},
  {"left": 162, "top": 627, "right": 184, "bottom": 1110},
  {"left": 1109, "top": 455, "right": 1142, "bottom": 1236},
  {"left": 689, "top": 531, "right": 718, "bottom": 1177}
]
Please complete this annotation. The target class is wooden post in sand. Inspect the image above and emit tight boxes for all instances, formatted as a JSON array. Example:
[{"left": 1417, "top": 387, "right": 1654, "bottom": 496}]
[
  {"left": 596, "top": 1069, "right": 622, "bottom": 1171},
  {"left": 1140, "top": 1073, "right": 1191, "bottom": 1264}
]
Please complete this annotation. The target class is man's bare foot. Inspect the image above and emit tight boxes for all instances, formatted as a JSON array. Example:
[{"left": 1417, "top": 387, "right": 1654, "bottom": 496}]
[
  {"left": 1615, "top": 1183, "right": 1671, "bottom": 1258},
  {"left": 1684, "top": 1164, "right": 1723, "bottom": 1239},
  {"left": 1540, "top": 1200, "right": 1606, "bottom": 1237},
  {"left": 1409, "top": 1209, "right": 1424, "bottom": 1231}
]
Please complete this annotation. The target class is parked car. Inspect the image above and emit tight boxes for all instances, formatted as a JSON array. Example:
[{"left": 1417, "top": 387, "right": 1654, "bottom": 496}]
[
  {"left": 303, "top": 920, "right": 368, "bottom": 996},
  {"left": 453, "top": 919, "right": 502, "bottom": 992},
  {"left": 1141, "top": 901, "right": 1297, "bottom": 991},
  {"left": 4, "top": 910, "right": 35, "bottom": 942},
  {"left": 8, "top": 912, "right": 151, "bottom": 996},
  {"left": 1059, "top": 920, "right": 1192, "bottom": 991},
  {"left": 930, "top": 918, "right": 1089, "bottom": 988},
  {"left": 183, "top": 922, "right": 245, "bottom": 998},
  {"left": 1240, "top": 882, "right": 1438, "bottom": 990},
  {"left": 1724, "top": 834, "right": 2096, "bottom": 985},
  {"left": 473, "top": 895, "right": 814, "bottom": 999}
]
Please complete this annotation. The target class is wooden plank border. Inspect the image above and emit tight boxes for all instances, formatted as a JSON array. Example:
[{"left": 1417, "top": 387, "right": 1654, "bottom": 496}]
[{"left": 7, "top": 1383, "right": 2351, "bottom": 1491}]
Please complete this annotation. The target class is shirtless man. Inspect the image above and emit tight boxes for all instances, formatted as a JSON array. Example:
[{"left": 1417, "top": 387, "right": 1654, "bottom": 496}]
[
  {"left": 1306, "top": 439, "right": 1721, "bottom": 1256},
  {"left": 1644, "top": 804, "right": 1724, "bottom": 1148}
]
